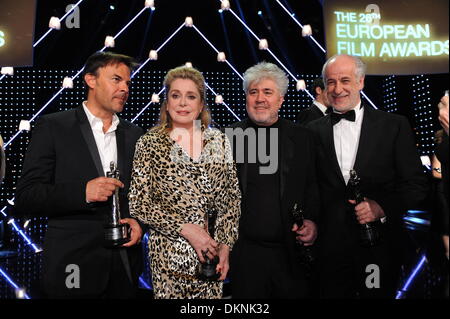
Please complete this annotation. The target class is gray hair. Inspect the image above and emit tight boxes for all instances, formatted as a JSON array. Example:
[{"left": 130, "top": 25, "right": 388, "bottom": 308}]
[
  {"left": 243, "top": 62, "right": 289, "bottom": 96},
  {"left": 322, "top": 54, "right": 367, "bottom": 82}
]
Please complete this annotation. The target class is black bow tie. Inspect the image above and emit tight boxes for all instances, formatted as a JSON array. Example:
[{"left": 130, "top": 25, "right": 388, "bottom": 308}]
[{"left": 330, "top": 110, "right": 356, "bottom": 125}]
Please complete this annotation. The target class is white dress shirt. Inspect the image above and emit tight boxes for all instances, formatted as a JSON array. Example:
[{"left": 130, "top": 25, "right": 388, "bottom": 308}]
[
  {"left": 83, "top": 102, "right": 119, "bottom": 176},
  {"left": 333, "top": 102, "right": 364, "bottom": 184}
]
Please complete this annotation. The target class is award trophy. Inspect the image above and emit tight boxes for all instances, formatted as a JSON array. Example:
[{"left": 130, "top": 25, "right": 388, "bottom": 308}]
[
  {"left": 291, "top": 203, "right": 315, "bottom": 270},
  {"left": 197, "top": 208, "right": 220, "bottom": 281},
  {"left": 348, "top": 169, "right": 380, "bottom": 247},
  {"left": 104, "top": 161, "right": 130, "bottom": 247}
]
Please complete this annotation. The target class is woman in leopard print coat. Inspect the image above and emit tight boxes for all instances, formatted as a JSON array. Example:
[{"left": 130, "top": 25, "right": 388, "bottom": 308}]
[{"left": 129, "top": 66, "right": 241, "bottom": 299}]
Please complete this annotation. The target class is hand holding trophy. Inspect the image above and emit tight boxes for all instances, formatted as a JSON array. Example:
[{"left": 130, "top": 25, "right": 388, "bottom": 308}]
[
  {"left": 104, "top": 161, "right": 130, "bottom": 247},
  {"left": 197, "top": 207, "right": 220, "bottom": 281}
]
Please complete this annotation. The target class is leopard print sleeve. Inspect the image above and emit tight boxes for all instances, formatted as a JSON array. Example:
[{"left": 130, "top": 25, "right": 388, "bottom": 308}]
[
  {"left": 213, "top": 132, "right": 241, "bottom": 249},
  {"left": 129, "top": 132, "right": 185, "bottom": 241}
]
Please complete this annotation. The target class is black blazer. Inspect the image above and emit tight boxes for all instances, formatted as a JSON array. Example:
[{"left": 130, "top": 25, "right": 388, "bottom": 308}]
[
  {"left": 15, "top": 106, "right": 144, "bottom": 297},
  {"left": 226, "top": 118, "right": 320, "bottom": 274},
  {"left": 307, "top": 105, "right": 428, "bottom": 257},
  {"left": 296, "top": 103, "right": 325, "bottom": 126}
]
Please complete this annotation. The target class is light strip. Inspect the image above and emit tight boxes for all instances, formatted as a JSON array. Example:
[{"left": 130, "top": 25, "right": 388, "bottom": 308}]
[
  {"left": 3, "top": 6, "right": 151, "bottom": 150},
  {"left": 33, "top": 0, "right": 86, "bottom": 48},
  {"left": 274, "top": 0, "right": 326, "bottom": 53},
  {"left": 273, "top": 0, "right": 378, "bottom": 109},
  {"left": 131, "top": 88, "right": 165, "bottom": 123},
  {"left": 221, "top": 5, "right": 315, "bottom": 99},
  {"left": 0, "top": 267, "right": 31, "bottom": 299},
  {"left": 192, "top": 25, "right": 244, "bottom": 81},
  {"left": 132, "top": 22, "right": 186, "bottom": 78},
  {"left": 395, "top": 254, "right": 427, "bottom": 299},
  {"left": 205, "top": 82, "right": 241, "bottom": 121}
]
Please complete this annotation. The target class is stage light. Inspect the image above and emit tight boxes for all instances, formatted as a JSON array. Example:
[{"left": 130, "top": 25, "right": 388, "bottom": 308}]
[
  {"left": 151, "top": 93, "right": 160, "bottom": 103},
  {"left": 62, "top": 77, "right": 74, "bottom": 89},
  {"left": 420, "top": 155, "right": 431, "bottom": 167},
  {"left": 149, "top": 50, "right": 158, "bottom": 60},
  {"left": 185, "top": 17, "right": 194, "bottom": 27},
  {"left": 0, "top": 67, "right": 13, "bottom": 76},
  {"left": 215, "top": 95, "right": 224, "bottom": 104},
  {"left": 110, "top": 5, "right": 115, "bottom": 10},
  {"left": 49, "top": 17, "right": 61, "bottom": 30},
  {"left": 104, "top": 36, "right": 115, "bottom": 48},
  {"left": 23, "top": 220, "right": 31, "bottom": 229},
  {"left": 15, "top": 288, "right": 27, "bottom": 299},
  {"left": 19, "top": 120, "right": 31, "bottom": 132},
  {"left": 296, "top": 80, "right": 306, "bottom": 91},
  {"left": 221, "top": 0, "right": 230, "bottom": 11},
  {"left": 7, "top": 199, "right": 14, "bottom": 206},
  {"left": 258, "top": 11, "right": 263, "bottom": 16},
  {"left": 144, "top": 0, "right": 155, "bottom": 9},
  {"left": 301, "top": 24, "right": 313, "bottom": 37},
  {"left": 185, "top": 62, "right": 193, "bottom": 68},
  {"left": 259, "top": 39, "right": 269, "bottom": 50},
  {"left": 217, "top": 52, "right": 227, "bottom": 62}
]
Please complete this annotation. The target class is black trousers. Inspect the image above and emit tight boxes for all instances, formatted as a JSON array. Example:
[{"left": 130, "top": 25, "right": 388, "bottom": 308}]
[{"left": 230, "top": 239, "right": 308, "bottom": 299}]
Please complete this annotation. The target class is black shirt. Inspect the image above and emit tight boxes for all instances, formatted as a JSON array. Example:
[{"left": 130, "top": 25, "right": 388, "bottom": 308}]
[{"left": 240, "top": 119, "right": 284, "bottom": 244}]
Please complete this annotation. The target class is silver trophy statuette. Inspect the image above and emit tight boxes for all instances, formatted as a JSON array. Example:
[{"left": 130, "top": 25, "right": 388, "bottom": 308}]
[{"left": 104, "top": 161, "right": 130, "bottom": 247}]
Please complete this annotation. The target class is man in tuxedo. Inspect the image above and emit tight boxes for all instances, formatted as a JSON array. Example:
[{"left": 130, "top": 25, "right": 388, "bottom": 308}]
[
  {"left": 227, "top": 62, "right": 320, "bottom": 298},
  {"left": 307, "top": 54, "right": 428, "bottom": 298},
  {"left": 15, "top": 52, "right": 145, "bottom": 298},
  {"left": 296, "top": 77, "right": 330, "bottom": 125}
]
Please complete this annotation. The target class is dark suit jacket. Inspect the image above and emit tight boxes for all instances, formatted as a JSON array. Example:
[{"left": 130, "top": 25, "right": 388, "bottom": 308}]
[
  {"left": 226, "top": 118, "right": 320, "bottom": 276},
  {"left": 15, "top": 106, "right": 144, "bottom": 298},
  {"left": 307, "top": 105, "right": 428, "bottom": 259},
  {"left": 296, "top": 103, "right": 325, "bottom": 126}
]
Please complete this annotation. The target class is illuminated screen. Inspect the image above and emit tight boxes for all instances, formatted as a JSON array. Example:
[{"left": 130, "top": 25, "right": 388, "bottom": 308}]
[
  {"left": 0, "top": 0, "right": 36, "bottom": 67},
  {"left": 323, "top": 0, "right": 449, "bottom": 75}
]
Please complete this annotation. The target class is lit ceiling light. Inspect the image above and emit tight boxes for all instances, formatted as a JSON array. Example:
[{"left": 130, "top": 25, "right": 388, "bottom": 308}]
[
  {"left": 19, "top": 120, "right": 31, "bottom": 132},
  {"left": 221, "top": 0, "right": 230, "bottom": 10},
  {"left": 49, "top": 17, "right": 61, "bottom": 30},
  {"left": 149, "top": 50, "right": 158, "bottom": 60},
  {"left": 104, "top": 36, "right": 115, "bottom": 48},
  {"left": 215, "top": 95, "right": 224, "bottom": 104},
  {"left": 144, "top": 0, "right": 155, "bottom": 9},
  {"left": 185, "top": 62, "right": 193, "bottom": 68},
  {"left": 1, "top": 67, "right": 14, "bottom": 76},
  {"left": 151, "top": 93, "right": 160, "bottom": 103},
  {"left": 296, "top": 80, "right": 306, "bottom": 91},
  {"left": 185, "top": 17, "right": 194, "bottom": 27},
  {"left": 217, "top": 52, "right": 226, "bottom": 62},
  {"left": 302, "top": 25, "right": 313, "bottom": 37},
  {"left": 259, "top": 39, "right": 269, "bottom": 50},
  {"left": 62, "top": 77, "right": 74, "bottom": 89}
]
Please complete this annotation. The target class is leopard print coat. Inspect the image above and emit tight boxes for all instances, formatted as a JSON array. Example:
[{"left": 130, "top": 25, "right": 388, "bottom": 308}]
[{"left": 129, "top": 127, "right": 241, "bottom": 299}]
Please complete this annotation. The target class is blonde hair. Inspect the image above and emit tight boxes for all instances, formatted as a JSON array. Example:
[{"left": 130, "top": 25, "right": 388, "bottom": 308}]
[{"left": 153, "top": 66, "right": 211, "bottom": 132}]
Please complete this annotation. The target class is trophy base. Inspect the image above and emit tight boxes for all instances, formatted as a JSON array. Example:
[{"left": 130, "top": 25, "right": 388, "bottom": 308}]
[
  {"left": 360, "top": 223, "right": 380, "bottom": 247},
  {"left": 197, "top": 257, "right": 220, "bottom": 281},
  {"left": 104, "top": 224, "right": 130, "bottom": 248}
]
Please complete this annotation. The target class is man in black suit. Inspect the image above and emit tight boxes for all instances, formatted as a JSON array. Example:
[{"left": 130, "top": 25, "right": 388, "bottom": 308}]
[
  {"left": 226, "top": 62, "right": 320, "bottom": 298},
  {"left": 15, "top": 52, "right": 145, "bottom": 298},
  {"left": 307, "top": 54, "right": 428, "bottom": 298},
  {"left": 296, "top": 77, "right": 330, "bottom": 125}
]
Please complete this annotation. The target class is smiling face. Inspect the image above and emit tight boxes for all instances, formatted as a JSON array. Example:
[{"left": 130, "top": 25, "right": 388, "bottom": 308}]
[
  {"left": 325, "top": 56, "right": 364, "bottom": 113},
  {"left": 84, "top": 62, "right": 131, "bottom": 116},
  {"left": 246, "top": 78, "right": 284, "bottom": 126},
  {"left": 166, "top": 78, "right": 203, "bottom": 129}
]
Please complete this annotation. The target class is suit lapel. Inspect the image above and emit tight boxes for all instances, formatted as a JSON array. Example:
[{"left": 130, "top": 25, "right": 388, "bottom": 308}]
[
  {"left": 76, "top": 106, "right": 104, "bottom": 177},
  {"left": 322, "top": 115, "right": 346, "bottom": 184},
  {"left": 353, "top": 105, "right": 376, "bottom": 173}
]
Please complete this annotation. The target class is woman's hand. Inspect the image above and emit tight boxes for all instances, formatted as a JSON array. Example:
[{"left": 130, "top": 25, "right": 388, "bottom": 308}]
[
  {"left": 180, "top": 223, "right": 218, "bottom": 263},
  {"left": 216, "top": 244, "right": 230, "bottom": 281}
]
